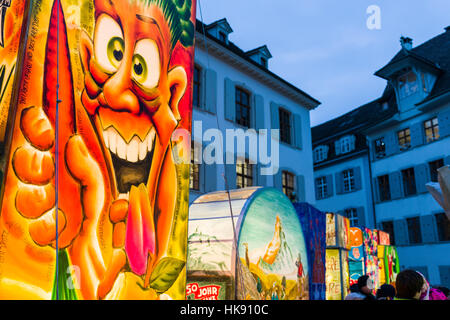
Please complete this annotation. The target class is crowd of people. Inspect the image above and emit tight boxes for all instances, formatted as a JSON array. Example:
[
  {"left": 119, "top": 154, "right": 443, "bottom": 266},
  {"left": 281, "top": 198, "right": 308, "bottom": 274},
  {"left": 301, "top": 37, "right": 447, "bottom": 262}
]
[{"left": 344, "top": 270, "right": 450, "bottom": 300}]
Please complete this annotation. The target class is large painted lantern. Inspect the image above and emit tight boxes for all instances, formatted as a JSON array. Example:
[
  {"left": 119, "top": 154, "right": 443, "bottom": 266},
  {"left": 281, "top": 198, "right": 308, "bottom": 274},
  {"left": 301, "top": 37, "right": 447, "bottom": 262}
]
[
  {"left": 294, "top": 202, "right": 326, "bottom": 300},
  {"left": 0, "top": 0, "right": 197, "bottom": 300},
  {"left": 325, "top": 212, "right": 350, "bottom": 300},
  {"left": 348, "top": 227, "right": 365, "bottom": 287},
  {"left": 186, "top": 187, "right": 309, "bottom": 300},
  {"left": 377, "top": 231, "right": 400, "bottom": 286},
  {"left": 363, "top": 227, "right": 379, "bottom": 294}
]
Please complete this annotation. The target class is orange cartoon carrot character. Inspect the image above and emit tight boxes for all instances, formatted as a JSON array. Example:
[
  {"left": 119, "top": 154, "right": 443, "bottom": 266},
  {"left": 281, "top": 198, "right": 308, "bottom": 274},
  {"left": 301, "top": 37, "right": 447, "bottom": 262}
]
[{"left": 0, "top": 0, "right": 194, "bottom": 300}]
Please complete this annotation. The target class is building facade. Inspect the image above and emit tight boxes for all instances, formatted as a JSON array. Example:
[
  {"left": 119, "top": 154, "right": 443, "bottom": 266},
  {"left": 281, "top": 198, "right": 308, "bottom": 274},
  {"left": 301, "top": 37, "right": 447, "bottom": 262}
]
[
  {"left": 189, "top": 19, "right": 320, "bottom": 205},
  {"left": 313, "top": 28, "right": 450, "bottom": 287}
]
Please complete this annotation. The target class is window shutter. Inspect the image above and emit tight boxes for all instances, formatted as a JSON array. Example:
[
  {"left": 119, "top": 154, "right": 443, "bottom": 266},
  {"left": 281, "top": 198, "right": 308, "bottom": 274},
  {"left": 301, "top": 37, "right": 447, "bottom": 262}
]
[
  {"left": 314, "top": 178, "right": 320, "bottom": 200},
  {"left": 253, "top": 94, "right": 265, "bottom": 131},
  {"left": 389, "top": 171, "right": 403, "bottom": 200},
  {"left": 437, "top": 109, "right": 450, "bottom": 138},
  {"left": 296, "top": 174, "right": 305, "bottom": 202},
  {"left": 410, "top": 122, "right": 424, "bottom": 147},
  {"left": 224, "top": 163, "right": 237, "bottom": 190},
  {"left": 326, "top": 174, "right": 334, "bottom": 197},
  {"left": 334, "top": 140, "right": 341, "bottom": 156},
  {"left": 203, "top": 162, "right": 217, "bottom": 193},
  {"left": 335, "top": 172, "right": 343, "bottom": 194},
  {"left": 393, "top": 219, "right": 409, "bottom": 246},
  {"left": 373, "top": 178, "right": 381, "bottom": 203},
  {"left": 356, "top": 206, "right": 366, "bottom": 227},
  {"left": 420, "top": 215, "right": 437, "bottom": 243},
  {"left": 349, "top": 135, "right": 356, "bottom": 151},
  {"left": 385, "top": 131, "right": 399, "bottom": 156},
  {"left": 439, "top": 266, "right": 450, "bottom": 288},
  {"left": 414, "top": 163, "right": 430, "bottom": 194},
  {"left": 353, "top": 166, "right": 362, "bottom": 191},
  {"left": 270, "top": 102, "right": 279, "bottom": 130},
  {"left": 205, "top": 68, "right": 217, "bottom": 114},
  {"left": 224, "top": 78, "right": 236, "bottom": 122},
  {"left": 273, "top": 169, "right": 282, "bottom": 191},
  {"left": 200, "top": 67, "right": 206, "bottom": 110},
  {"left": 293, "top": 114, "right": 303, "bottom": 149}
]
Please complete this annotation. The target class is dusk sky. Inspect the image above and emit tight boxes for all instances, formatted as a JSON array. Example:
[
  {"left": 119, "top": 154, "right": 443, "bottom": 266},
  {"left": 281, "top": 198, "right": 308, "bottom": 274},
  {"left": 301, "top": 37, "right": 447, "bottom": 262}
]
[{"left": 197, "top": 0, "right": 450, "bottom": 126}]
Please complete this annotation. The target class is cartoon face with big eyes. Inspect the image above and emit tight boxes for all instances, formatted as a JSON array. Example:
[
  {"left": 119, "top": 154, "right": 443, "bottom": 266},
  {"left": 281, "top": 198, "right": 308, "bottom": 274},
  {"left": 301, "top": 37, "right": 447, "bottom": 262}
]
[{"left": 77, "top": 0, "right": 192, "bottom": 295}]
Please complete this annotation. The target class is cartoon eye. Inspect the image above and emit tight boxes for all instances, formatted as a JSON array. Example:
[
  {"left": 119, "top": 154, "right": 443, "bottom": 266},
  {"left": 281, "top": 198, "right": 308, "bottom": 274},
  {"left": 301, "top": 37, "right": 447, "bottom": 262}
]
[
  {"left": 94, "top": 14, "right": 124, "bottom": 74},
  {"left": 132, "top": 39, "right": 160, "bottom": 89}
]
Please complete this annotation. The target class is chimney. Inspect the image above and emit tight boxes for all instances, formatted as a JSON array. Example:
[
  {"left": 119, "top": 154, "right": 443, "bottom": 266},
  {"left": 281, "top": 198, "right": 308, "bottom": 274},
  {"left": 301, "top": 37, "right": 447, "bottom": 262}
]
[
  {"left": 445, "top": 26, "right": 450, "bottom": 32},
  {"left": 400, "top": 36, "right": 413, "bottom": 50}
]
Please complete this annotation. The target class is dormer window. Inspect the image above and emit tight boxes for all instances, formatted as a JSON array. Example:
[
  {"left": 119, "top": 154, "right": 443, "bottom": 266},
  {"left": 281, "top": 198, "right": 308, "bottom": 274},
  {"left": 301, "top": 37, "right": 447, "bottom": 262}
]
[
  {"left": 398, "top": 71, "right": 418, "bottom": 99},
  {"left": 314, "top": 145, "right": 329, "bottom": 163},
  {"left": 335, "top": 135, "right": 356, "bottom": 155},
  {"left": 219, "top": 31, "right": 227, "bottom": 43},
  {"left": 261, "top": 57, "right": 267, "bottom": 68}
]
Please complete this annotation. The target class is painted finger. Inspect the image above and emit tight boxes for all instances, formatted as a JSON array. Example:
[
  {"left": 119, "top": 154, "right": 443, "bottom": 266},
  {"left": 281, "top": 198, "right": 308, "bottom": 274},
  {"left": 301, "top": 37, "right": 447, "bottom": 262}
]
[
  {"left": 29, "top": 209, "right": 66, "bottom": 246},
  {"left": 20, "top": 106, "right": 54, "bottom": 151},
  {"left": 12, "top": 145, "right": 55, "bottom": 185},
  {"left": 97, "top": 249, "right": 127, "bottom": 300},
  {"left": 113, "top": 222, "right": 126, "bottom": 248},
  {"left": 109, "top": 199, "right": 128, "bottom": 223},
  {"left": 16, "top": 183, "right": 55, "bottom": 219}
]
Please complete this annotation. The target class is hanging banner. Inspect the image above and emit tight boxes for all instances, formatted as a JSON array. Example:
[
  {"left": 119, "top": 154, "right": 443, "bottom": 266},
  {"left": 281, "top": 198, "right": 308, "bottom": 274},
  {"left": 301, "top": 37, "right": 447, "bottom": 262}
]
[
  {"left": 325, "top": 248, "right": 342, "bottom": 300},
  {"left": 0, "top": 0, "right": 196, "bottom": 300}
]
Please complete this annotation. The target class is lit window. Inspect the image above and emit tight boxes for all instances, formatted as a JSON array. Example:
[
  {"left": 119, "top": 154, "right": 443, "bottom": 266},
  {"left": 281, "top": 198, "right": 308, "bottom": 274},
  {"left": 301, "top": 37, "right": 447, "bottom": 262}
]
[
  {"left": 398, "top": 71, "right": 419, "bottom": 98},
  {"left": 236, "top": 87, "right": 251, "bottom": 128},
  {"left": 282, "top": 171, "right": 295, "bottom": 201},
  {"left": 424, "top": 117, "right": 439, "bottom": 143},
  {"left": 397, "top": 128, "right": 411, "bottom": 150},
  {"left": 236, "top": 158, "right": 253, "bottom": 189},
  {"left": 342, "top": 169, "right": 355, "bottom": 192},
  {"left": 345, "top": 208, "right": 358, "bottom": 227},
  {"left": 316, "top": 177, "right": 327, "bottom": 199}
]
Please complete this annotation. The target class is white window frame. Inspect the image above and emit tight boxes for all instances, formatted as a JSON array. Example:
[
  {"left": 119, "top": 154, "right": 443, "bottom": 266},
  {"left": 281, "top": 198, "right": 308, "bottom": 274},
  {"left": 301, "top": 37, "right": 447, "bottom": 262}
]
[
  {"left": 343, "top": 169, "right": 355, "bottom": 192},
  {"left": 337, "top": 135, "right": 355, "bottom": 155},
  {"left": 345, "top": 208, "right": 358, "bottom": 227},
  {"left": 398, "top": 71, "right": 419, "bottom": 99},
  {"left": 317, "top": 176, "right": 328, "bottom": 199},
  {"left": 314, "top": 145, "right": 329, "bottom": 163}
]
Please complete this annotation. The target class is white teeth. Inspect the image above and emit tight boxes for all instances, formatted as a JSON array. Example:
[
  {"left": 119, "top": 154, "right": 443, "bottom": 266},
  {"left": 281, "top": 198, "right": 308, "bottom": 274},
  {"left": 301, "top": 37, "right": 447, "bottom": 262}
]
[
  {"left": 127, "top": 136, "right": 139, "bottom": 162},
  {"left": 118, "top": 192, "right": 129, "bottom": 200},
  {"left": 103, "top": 126, "right": 155, "bottom": 163}
]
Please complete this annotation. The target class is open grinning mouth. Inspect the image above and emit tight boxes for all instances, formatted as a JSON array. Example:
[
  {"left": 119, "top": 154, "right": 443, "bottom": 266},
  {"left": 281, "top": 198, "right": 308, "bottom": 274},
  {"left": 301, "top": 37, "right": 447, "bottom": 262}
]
[{"left": 102, "top": 126, "right": 156, "bottom": 195}]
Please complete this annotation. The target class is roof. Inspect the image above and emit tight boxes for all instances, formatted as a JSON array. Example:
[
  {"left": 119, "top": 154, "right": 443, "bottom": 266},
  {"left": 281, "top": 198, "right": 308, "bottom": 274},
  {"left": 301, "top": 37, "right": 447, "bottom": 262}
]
[
  {"left": 376, "top": 28, "right": 450, "bottom": 104},
  {"left": 195, "top": 19, "right": 321, "bottom": 107},
  {"left": 245, "top": 45, "right": 273, "bottom": 59},
  {"left": 312, "top": 86, "right": 398, "bottom": 143}
]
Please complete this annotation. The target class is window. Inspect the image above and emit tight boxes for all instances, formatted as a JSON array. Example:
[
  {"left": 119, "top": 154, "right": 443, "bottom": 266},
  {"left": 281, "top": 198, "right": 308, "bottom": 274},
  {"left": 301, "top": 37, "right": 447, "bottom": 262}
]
[
  {"left": 402, "top": 168, "right": 417, "bottom": 196},
  {"left": 282, "top": 171, "right": 295, "bottom": 201},
  {"left": 314, "top": 145, "right": 329, "bottom": 163},
  {"left": 316, "top": 177, "right": 327, "bottom": 200},
  {"left": 378, "top": 175, "right": 391, "bottom": 202},
  {"left": 279, "top": 108, "right": 292, "bottom": 144},
  {"left": 397, "top": 128, "right": 411, "bottom": 150},
  {"left": 406, "top": 217, "right": 422, "bottom": 244},
  {"left": 340, "top": 136, "right": 353, "bottom": 154},
  {"left": 235, "top": 87, "right": 251, "bottom": 128},
  {"left": 435, "top": 213, "right": 450, "bottom": 242},
  {"left": 382, "top": 221, "right": 395, "bottom": 245},
  {"left": 429, "top": 159, "right": 444, "bottom": 182},
  {"left": 398, "top": 71, "right": 419, "bottom": 98},
  {"left": 236, "top": 158, "right": 253, "bottom": 189},
  {"left": 342, "top": 169, "right": 355, "bottom": 193},
  {"left": 345, "top": 208, "right": 358, "bottom": 227},
  {"left": 424, "top": 117, "right": 439, "bottom": 143},
  {"left": 189, "top": 143, "right": 200, "bottom": 191},
  {"left": 193, "top": 65, "right": 201, "bottom": 108},
  {"left": 374, "top": 137, "right": 386, "bottom": 158}
]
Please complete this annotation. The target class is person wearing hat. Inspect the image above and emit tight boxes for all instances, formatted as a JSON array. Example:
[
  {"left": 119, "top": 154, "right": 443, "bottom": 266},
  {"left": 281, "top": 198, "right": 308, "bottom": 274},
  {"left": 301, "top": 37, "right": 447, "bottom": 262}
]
[{"left": 357, "top": 275, "right": 376, "bottom": 300}]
